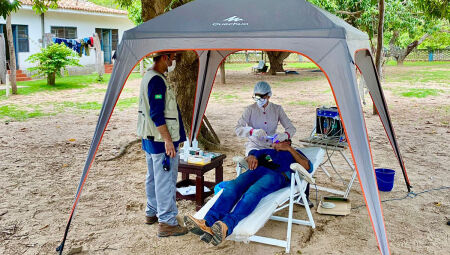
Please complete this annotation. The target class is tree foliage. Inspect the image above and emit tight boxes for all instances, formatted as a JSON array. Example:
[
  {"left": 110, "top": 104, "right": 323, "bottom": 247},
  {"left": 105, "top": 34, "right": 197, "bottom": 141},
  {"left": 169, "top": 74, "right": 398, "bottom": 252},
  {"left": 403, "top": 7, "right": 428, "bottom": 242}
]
[
  {"left": 413, "top": 0, "right": 449, "bottom": 20},
  {"left": 419, "top": 25, "right": 450, "bottom": 49},
  {"left": 29, "top": 0, "right": 58, "bottom": 14},
  {"left": 126, "top": 0, "right": 143, "bottom": 25},
  {"left": 26, "top": 43, "right": 81, "bottom": 85},
  {"left": 0, "top": 0, "right": 21, "bottom": 19},
  {"left": 308, "top": 0, "right": 448, "bottom": 62}
]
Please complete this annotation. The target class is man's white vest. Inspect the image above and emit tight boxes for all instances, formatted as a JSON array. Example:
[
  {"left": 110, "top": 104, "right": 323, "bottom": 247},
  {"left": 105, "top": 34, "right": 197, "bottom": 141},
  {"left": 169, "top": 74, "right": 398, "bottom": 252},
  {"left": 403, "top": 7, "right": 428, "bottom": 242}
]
[{"left": 137, "top": 69, "right": 180, "bottom": 142}]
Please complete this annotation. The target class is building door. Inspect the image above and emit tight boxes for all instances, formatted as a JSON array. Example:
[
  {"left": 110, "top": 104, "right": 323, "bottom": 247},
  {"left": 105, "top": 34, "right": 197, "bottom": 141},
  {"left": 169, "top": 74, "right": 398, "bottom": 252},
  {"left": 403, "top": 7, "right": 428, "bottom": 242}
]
[
  {"left": 0, "top": 24, "right": 19, "bottom": 69},
  {"left": 95, "top": 28, "right": 118, "bottom": 64}
]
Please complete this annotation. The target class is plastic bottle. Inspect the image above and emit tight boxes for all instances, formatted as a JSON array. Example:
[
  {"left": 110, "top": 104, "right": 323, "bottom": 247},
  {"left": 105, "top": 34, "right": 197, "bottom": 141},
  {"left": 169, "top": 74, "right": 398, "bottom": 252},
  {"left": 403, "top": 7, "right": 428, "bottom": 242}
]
[
  {"left": 183, "top": 140, "right": 190, "bottom": 161},
  {"left": 192, "top": 139, "right": 199, "bottom": 150}
]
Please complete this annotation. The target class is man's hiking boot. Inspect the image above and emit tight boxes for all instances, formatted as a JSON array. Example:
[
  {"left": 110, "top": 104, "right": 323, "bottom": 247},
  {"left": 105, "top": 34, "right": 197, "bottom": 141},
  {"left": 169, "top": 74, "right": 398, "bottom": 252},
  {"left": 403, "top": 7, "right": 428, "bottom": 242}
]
[
  {"left": 157, "top": 223, "right": 188, "bottom": 237},
  {"left": 145, "top": 215, "right": 158, "bottom": 225},
  {"left": 184, "top": 215, "right": 213, "bottom": 236},
  {"left": 211, "top": 221, "right": 228, "bottom": 246}
]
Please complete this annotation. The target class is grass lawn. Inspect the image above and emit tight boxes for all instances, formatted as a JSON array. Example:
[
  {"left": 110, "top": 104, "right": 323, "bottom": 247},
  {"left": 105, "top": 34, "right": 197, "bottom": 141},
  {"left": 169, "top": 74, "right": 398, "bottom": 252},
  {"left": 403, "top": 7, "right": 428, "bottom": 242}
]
[
  {"left": 386, "top": 68, "right": 450, "bottom": 84},
  {"left": 224, "top": 63, "right": 254, "bottom": 71},
  {"left": 0, "top": 72, "right": 142, "bottom": 100},
  {"left": 284, "top": 62, "right": 318, "bottom": 69},
  {"left": 1, "top": 96, "right": 139, "bottom": 122},
  {"left": 1, "top": 61, "right": 448, "bottom": 122},
  {"left": 0, "top": 104, "right": 50, "bottom": 121},
  {"left": 385, "top": 60, "right": 450, "bottom": 67},
  {"left": 384, "top": 87, "right": 444, "bottom": 98}
]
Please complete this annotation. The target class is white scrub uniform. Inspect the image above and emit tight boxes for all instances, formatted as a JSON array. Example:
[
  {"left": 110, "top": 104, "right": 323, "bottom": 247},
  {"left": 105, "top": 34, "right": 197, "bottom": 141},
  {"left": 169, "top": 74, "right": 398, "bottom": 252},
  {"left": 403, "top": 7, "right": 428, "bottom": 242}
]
[{"left": 235, "top": 102, "right": 296, "bottom": 155}]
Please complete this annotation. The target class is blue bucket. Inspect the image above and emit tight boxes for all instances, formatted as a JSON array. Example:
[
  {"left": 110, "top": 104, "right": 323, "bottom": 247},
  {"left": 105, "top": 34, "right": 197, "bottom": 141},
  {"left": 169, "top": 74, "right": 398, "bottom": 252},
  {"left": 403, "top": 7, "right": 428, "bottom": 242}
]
[{"left": 375, "top": 168, "right": 395, "bottom": 192}]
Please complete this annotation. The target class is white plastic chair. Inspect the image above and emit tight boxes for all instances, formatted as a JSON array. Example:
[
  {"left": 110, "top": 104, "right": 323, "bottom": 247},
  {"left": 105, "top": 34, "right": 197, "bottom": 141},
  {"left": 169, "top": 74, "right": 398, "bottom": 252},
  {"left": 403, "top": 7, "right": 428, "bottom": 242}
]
[{"left": 195, "top": 147, "right": 325, "bottom": 253}]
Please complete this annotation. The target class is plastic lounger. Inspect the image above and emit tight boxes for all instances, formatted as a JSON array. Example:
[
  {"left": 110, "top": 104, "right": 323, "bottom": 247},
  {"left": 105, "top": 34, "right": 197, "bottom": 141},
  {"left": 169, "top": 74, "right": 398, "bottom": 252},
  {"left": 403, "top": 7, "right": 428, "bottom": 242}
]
[{"left": 194, "top": 147, "right": 325, "bottom": 253}]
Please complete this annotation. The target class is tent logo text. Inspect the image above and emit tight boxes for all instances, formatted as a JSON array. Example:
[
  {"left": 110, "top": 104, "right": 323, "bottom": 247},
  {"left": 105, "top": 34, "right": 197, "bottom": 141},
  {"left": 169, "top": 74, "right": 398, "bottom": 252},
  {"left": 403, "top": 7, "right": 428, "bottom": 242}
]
[
  {"left": 212, "top": 16, "right": 248, "bottom": 26},
  {"left": 223, "top": 16, "right": 243, "bottom": 22}
]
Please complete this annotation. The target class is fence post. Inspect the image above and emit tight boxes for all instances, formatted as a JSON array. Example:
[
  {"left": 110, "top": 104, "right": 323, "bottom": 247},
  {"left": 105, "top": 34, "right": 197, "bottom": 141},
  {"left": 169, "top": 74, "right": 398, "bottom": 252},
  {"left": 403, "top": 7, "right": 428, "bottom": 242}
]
[{"left": 5, "top": 73, "right": 10, "bottom": 97}]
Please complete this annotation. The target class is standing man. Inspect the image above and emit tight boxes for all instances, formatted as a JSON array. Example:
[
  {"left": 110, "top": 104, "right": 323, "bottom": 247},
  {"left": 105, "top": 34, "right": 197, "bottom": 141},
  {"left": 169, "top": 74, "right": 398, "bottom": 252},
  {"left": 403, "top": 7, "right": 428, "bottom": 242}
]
[
  {"left": 235, "top": 81, "right": 296, "bottom": 155},
  {"left": 137, "top": 51, "right": 187, "bottom": 237}
]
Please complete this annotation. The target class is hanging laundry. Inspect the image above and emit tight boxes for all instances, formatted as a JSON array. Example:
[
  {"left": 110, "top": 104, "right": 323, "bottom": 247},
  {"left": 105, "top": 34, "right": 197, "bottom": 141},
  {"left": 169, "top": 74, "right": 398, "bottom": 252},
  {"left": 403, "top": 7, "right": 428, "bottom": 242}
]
[{"left": 52, "top": 37, "right": 91, "bottom": 56}]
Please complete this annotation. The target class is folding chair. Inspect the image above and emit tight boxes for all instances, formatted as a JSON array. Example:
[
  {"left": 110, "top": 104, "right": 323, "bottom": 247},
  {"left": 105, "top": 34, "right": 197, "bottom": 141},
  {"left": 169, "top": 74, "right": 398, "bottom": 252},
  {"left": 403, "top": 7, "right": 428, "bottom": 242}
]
[
  {"left": 252, "top": 60, "right": 268, "bottom": 73},
  {"left": 194, "top": 147, "right": 325, "bottom": 253}
]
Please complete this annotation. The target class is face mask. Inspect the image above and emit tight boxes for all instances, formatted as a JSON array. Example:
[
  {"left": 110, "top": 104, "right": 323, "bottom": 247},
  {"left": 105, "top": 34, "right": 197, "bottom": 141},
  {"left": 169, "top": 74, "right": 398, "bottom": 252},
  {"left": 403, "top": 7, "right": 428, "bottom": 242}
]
[
  {"left": 167, "top": 59, "right": 176, "bottom": 73},
  {"left": 256, "top": 98, "right": 267, "bottom": 108}
]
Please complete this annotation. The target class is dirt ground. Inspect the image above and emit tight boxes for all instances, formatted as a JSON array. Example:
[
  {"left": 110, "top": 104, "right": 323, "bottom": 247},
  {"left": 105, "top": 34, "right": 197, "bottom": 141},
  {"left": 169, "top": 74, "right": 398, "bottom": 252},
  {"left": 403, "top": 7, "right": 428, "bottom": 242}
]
[{"left": 0, "top": 65, "right": 449, "bottom": 255}]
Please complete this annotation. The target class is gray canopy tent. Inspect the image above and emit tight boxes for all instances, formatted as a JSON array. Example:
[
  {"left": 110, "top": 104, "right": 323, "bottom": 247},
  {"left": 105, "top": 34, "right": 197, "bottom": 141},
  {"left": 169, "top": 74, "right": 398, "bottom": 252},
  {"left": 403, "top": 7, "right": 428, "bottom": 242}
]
[{"left": 57, "top": 0, "right": 411, "bottom": 254}]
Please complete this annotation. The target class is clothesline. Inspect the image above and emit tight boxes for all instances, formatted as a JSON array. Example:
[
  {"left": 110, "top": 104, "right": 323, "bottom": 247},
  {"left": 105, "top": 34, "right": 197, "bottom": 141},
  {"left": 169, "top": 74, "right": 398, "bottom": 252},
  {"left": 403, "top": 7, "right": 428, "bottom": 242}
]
[{"left": 52, "top": 37, "right": 94, "bottom": 57}]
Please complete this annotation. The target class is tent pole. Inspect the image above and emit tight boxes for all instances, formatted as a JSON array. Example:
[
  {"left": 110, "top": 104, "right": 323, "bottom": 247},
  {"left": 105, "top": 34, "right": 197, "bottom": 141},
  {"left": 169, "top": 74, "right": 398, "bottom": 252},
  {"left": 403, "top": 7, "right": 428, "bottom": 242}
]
[{"left": 191, "top": 50, "right": 211, "bottom": 144}]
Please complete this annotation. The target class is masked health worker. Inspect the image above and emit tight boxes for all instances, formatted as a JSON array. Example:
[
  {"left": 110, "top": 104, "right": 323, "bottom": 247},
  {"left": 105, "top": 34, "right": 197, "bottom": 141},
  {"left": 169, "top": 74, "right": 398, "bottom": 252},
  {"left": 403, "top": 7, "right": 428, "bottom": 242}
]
[{"left": 235, "top": 81, "right": 296, "bottom": 155}]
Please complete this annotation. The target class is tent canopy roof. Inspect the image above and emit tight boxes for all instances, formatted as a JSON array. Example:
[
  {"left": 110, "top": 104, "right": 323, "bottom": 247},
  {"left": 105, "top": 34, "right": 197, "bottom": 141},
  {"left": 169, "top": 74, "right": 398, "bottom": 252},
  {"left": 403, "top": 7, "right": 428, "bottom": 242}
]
[{"left": 123, "top": 0, "right": 368, "bottom": 40}]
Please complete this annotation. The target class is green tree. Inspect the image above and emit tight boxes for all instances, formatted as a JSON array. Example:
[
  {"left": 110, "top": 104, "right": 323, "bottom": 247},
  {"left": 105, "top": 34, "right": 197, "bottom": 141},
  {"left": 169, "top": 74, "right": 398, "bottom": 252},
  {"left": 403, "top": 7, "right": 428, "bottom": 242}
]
[
  {"left": 383, "top": 0, "right": 444, "bottom": 64},
  {"left": 308, "top": 0, "right": 446, "bottom": 65},
  {"left": 127, "top": 0, "right": 143, "bottom": 25},
  {"left": 413, "top": 0, "right": 449, "bottom": 20},
  {"left": 1, "top": 0, "right": 58, "bottom": 94},
  {"left": 26, "top": 43, "right": 81, "bottom": 86},
  {"left": 1, "top": 0, "right": 22, "bottom": 94},
  {"left": 419, "top": 25, "right": 450, "bottom": 49}
]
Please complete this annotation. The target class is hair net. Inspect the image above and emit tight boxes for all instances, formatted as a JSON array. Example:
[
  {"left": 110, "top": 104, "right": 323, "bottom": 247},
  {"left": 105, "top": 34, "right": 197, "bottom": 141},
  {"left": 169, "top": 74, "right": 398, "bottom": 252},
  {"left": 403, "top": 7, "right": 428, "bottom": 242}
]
[{"left": 253, "top": 81, "right": 272, "bottom": 96}]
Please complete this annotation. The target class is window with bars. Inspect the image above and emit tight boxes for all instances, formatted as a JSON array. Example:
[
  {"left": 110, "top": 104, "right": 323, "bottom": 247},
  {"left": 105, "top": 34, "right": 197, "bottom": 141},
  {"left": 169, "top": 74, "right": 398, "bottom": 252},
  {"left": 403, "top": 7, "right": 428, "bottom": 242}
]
[
  {"left": 111, "top": 29, "right": 118, "bottom": 51},
  {"left": 51, "top": 26, "right": 77, "bottom": 39},
  {"left": 17, "top": 25, "right": 29, "bottom": 52}
]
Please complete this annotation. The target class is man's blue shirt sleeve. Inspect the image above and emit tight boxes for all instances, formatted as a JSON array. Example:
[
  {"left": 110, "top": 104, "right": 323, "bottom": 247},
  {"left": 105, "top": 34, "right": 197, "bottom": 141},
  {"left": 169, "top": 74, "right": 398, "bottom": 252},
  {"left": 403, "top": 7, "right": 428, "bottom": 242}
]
[
  {"left": 148, "top": 76, "right": 166, "bottom": 127},
  {"left": 248, "top": 149, "right": 262, "bottom": 158}
]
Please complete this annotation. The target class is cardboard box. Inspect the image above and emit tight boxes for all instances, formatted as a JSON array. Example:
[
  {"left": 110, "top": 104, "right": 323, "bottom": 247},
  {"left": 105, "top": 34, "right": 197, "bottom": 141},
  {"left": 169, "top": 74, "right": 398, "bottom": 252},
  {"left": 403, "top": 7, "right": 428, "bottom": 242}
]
[{"left": 317, "top": 196, "right": 351, "bottom": 216}]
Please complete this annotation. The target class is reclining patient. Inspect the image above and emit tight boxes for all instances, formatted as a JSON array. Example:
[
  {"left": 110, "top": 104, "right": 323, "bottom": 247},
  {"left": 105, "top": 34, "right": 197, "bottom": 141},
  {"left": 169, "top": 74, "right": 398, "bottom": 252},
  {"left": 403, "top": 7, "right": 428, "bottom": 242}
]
[{"left": 184, "top": 140, "right": 313, "bottom": 246}]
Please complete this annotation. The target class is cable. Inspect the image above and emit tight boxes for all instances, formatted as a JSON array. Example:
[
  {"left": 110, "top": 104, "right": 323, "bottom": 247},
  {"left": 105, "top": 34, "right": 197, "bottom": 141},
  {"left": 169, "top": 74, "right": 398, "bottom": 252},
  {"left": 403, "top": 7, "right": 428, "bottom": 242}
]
[
  {"left": 352, "top": 186, "right": 450, "bottom": 210},
  {"left": 325, "top": 142, "right": 346, "bottom": 186}
]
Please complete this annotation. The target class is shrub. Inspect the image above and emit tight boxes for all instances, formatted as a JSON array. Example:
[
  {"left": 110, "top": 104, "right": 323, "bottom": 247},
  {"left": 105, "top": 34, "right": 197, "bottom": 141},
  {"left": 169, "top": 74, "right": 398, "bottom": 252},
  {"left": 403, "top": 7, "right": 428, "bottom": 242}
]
[{"left": 26, "top": 43, "right": 82, "bottom": 86}]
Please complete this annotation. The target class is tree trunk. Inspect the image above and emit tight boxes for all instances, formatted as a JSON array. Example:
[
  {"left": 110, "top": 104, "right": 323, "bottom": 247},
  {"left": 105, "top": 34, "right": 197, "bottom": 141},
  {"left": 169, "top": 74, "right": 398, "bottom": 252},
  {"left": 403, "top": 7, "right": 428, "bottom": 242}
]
[
  {"left": 47, "top": 72, "right": 56, "bottom": 86},
  {"left": 390, "top": 31, "right": 430, "bottom": 66},
  {"left": 375, "top": 0, "right": 384, "bottom": 77},
  {"left": 141, "top": 0, "right": 171, "bottom": 22},
  {"left": 142, "top": 0, "right": 220, "bottom": 149},
  {"left": 169, "top": 52, "right": 220, "bottom": 150},
  {"left": 6, "top": 15, "right": 17, "bottom": 94},
  {"left": 373, "top": 0, "right": 385, "bottom": 115},
  {"left": 266, "top": 51, "right": 290, "bottom": 75},
  {"left": 220, "top": 62, "right": 225, "bottom": 84}
]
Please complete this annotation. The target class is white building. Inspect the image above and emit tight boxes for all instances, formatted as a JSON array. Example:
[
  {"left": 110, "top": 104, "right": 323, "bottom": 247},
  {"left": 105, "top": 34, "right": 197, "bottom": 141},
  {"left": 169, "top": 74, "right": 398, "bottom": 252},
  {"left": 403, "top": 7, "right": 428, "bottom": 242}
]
[{"left": 0, "top": 0, "right": 134, "bottom": 76}]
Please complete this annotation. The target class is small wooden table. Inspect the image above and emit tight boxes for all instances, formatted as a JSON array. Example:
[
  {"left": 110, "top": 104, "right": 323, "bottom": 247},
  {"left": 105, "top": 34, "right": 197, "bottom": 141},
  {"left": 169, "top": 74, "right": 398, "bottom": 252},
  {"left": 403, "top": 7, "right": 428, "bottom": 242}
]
[{"left": 176, "top": 154, "right": 226, "bottom": 211}]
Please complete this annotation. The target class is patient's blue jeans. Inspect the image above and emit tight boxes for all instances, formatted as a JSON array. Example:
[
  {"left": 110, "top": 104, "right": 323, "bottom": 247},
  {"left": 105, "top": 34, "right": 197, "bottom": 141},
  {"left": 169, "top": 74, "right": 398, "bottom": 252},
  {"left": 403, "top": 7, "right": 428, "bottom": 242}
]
[{"left": 204, "top": 166, "right": 289, "bottom": 235}]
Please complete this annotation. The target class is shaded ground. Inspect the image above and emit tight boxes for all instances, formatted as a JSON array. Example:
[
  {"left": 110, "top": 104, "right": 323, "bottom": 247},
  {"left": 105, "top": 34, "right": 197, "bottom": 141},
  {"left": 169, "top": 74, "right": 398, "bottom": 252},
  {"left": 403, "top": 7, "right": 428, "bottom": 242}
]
[{"left": 0, "top": 64, "right": 449, "bottom": 255}]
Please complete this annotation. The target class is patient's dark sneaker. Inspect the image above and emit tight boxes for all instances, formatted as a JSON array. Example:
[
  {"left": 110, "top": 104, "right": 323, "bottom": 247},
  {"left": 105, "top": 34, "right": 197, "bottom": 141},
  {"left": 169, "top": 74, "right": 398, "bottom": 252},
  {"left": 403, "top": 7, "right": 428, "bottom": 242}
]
[
  {"left": 145, "top": 215, "right": 158, "bottom": 225},
  {"left": 299, "top": 198, "right": 314, "bottom": 208},
  {"left": 184, "top": 215, "right": 213, "bottom": 236},
  {"left": 211, "top": 221, "right": 228, "bottom": 246},
  {"left": 157, "top": 223, "right": 188, "bottom": 237}
]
